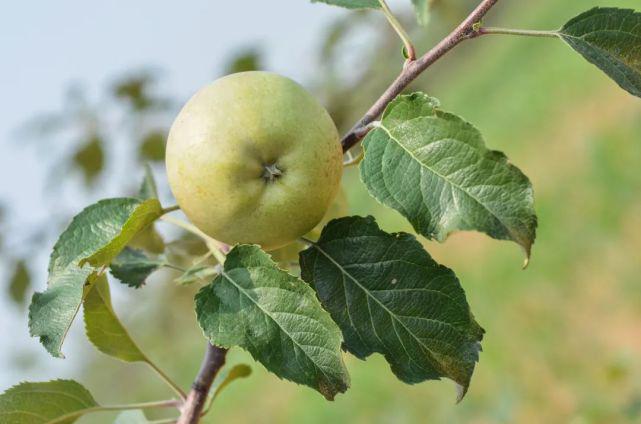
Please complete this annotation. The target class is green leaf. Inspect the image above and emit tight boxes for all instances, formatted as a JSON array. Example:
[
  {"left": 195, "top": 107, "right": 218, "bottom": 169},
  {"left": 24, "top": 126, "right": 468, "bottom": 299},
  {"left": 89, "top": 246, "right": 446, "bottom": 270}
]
[
  {"left": 114, "top": 410, "right": 149, "bottom": 424},
  {"left": 0, "top": 379, "right": 98, "bottom": 424},
  {"left": 128, "top": 227, "right": 165, "bottom": 255},
  {"left": 73, "top": 135, "right": 104, "bottom": 185},
  {"left": 8, "top": 260, "right": 30, "bottom": 305},
  {"left": 29, "top": 198, "right": 163, "bottom": 357},
  {"left": 411, "top": 0, "right": 431, "bottom": 26},
  {"left": 300, "top": 216, "right": 484, "bottom": 400},
  {"left": 195, "top": 245, "right": 350, "bottom": 400},
  {"left": 226, "top": 49, "right": 262, "bottom": 74},
  {"left": 311, "top": 0, "right": 381, "bottom": 10},
  {"left": 175, "top": 265, "right": 218, "bottom": 286},
  {"left": 80, "top": 199, "right": 162, "bottom": 268},
  {"left": 360, "top": 93, "right": 537, "bottom": 260},
  {"left": 132, "top": 166, "right": 165, "bottom": 254},
  {"left": 110, "top": 248, "right": 163, "bottom": 289},
  {"left": 83, "top": 275, "right": 146, "bottom": 362},
  {"left": 139, "top": 131, "right": 166, "bottom": 162},
  {"left": 211, "top": 364, "right": 252, "bottom": 401},
  {"left": 113, "top": 73, "right": 155, "bottom": 111},
  {"left": 560, "top": 7, "right": 641, "bottom": 98},
  {"left": 138, "top": 164, "right": 159, "bottom": 200}
]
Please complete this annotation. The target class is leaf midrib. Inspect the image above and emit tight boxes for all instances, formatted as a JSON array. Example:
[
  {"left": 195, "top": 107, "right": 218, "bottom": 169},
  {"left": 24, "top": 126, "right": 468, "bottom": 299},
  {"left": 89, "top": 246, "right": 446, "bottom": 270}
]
[
  {"left": 310, "top": 242, "right": 461, "bottom": 362},
  {"left": 375, "top": 123, "right": 521, "bottom": 246},
  {"left": 220, "top": 267, "right": 336, "bottom": 381}
]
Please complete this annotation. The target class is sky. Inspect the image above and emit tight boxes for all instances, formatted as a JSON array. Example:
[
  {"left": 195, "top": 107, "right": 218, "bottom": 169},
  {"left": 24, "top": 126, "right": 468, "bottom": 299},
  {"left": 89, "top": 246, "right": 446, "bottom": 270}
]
[{"left": 0, "top": 0, "right": 380, "bottom": 389}]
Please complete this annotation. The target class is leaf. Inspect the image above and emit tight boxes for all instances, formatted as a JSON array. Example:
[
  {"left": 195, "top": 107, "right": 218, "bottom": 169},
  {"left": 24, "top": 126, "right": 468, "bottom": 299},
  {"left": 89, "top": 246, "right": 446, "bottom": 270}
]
[
  {"left": 195, "top": 245, "right": 350, "bottom": 400},
  {"left": 560, "top": 7, "right": 641, "bottom": 98},
  {"left": 80, "top": 199, "right": 162, "bottom": 268},
  {"left": 411, "top": 0, "right": 431, "bottom": 26},
  {"left": 211, "top": 364, "right": 252, "bottom": 401},
  {"left": 114, "top": 410, "right": 149, "bottom": 424},
  {"left": 360, "top": 93, "right": 537, "bottom": 260},
  {"left": 138, "top": 164, "right": 159, "bottom": 200},
  {"left": 128, "top": 227, "right": 165, "bottom": 254},
  {"left": 311, "top": 0, "right": 381, "bottom": 10},
  {"left": 175, "top": 265, "right": 218, "bottom": 286},
  {"left": 83, "top": 275, "right": 147, "bottom": 362},
  {"left": 110, "top": 248, "right": 163, "bottom": 288},
  {"left": 29, "top": 198, "right": 163, "bottom": 357},
  {"left": 132, "top": 165, "right": 165, "bottom": 254},
  {"left": 139, "top": 131, "right": 166, "bottom": 162},
  {"left": 73, "top": 135, "right": 104, "bottom": 185},
  {"left": 113, "top": 73, "right": 155, "bottom": 111},
  {"left": 8, "top": 260, "right": 31, "bottom": 305},
  {"left": 225, "top": 49, "right": 262, "bottom": 74},
  {"left": 0, "top": 379, "right": 98, "bottom": 424},
  {"left": 300, "top": 216, "right": 484, "bottom": 400}
]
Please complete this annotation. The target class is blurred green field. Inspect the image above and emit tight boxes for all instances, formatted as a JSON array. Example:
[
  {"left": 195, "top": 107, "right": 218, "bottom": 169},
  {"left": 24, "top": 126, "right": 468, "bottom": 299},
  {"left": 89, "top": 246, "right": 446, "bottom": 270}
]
[{"left": 65, "top": 1, "right": 641, "bottom": 423}]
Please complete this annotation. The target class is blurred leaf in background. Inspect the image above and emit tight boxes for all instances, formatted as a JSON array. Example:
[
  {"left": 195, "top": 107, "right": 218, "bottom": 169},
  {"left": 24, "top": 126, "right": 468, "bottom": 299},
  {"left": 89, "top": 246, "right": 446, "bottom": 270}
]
[
  {"left": 225, "top": 48, "right": 263, "bottom": 74},
  {"left": 138, "top": 130, "right": 167, "bottom": 163},
  {"left": 8, "top": 260, "right": 30, "bottom": 306},
  {"left": 72, "top": 134, "right": 105, "bottom": 185},
  {"left": 113, "top": 72, "right": 161, "bottom": 112}
]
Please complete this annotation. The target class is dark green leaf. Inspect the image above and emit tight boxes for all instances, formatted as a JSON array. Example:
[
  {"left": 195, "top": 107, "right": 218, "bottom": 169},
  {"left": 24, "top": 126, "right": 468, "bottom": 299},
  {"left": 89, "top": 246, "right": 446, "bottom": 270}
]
[
  {"left": 110, "top": 248, "right": 163, "bottom": 289},
  {"left": 360, "top": 93, "right": 537, "bottom": 260},
  {"left": 0, "top": 379, "right": 98, "bottom": 423},
  {"left": 8, "top": 260, "right": 30, "bottom": 305},
  {"left": 560, "top": 7, "right": 641, "bottom": 98},
  {"left": 196, "top": 245, "right": 350, "bottom": 400},
  {"left": 72, "top": 135, "right": 104, "bottom": 185},
  {"left": 311, "top": 0, "right": 381, "bottom": 10},
  {"left": 300, "top": 216, "right": 484, "bottom": 400},
  {"left": 139, "top": 131, "right": 166, "bottom": 162},
  {"left": 29, "top": 198, "right": 163, "bottom": 357},
  {"left": 83, "top": 275, "right": 147, "bottom": 362}
]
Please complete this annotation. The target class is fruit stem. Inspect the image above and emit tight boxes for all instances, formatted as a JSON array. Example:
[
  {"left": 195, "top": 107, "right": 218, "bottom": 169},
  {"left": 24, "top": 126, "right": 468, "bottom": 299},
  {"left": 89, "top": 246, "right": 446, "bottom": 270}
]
[{"left": 159, "top": 215, "right": 228, "bottom": 264}]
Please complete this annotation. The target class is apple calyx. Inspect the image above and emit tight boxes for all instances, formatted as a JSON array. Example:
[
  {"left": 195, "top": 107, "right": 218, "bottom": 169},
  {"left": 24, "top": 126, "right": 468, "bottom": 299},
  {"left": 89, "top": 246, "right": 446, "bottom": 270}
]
[{"left": 261, "top": 163, "right": 283, "bottom": 183}]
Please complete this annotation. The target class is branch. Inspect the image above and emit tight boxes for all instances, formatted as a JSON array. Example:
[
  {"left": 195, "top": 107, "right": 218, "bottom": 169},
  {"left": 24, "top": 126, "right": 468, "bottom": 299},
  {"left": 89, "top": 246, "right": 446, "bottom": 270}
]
[
  {"left": 177, "top": 343, "right": 228, "bottom": 424},
  {"left": 341, "top": 0, "right": 500, "bottom": 152}
]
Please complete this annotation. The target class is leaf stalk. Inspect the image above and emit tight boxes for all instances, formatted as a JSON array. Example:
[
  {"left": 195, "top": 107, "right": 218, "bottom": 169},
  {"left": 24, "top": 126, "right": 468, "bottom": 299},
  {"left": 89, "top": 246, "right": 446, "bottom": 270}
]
[
  {"left": 378, "top": 0, "right": 416, "bottom": 60},
  {"left": 479, "top": 27, "right": 559, "bottom": 38}
]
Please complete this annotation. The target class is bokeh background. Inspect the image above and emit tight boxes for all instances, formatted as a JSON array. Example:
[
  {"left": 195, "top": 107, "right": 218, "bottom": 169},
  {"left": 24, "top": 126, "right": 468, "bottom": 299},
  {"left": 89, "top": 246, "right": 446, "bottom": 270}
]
[{"left": 2, "top": 0, "right": 641, "bottom": 422}]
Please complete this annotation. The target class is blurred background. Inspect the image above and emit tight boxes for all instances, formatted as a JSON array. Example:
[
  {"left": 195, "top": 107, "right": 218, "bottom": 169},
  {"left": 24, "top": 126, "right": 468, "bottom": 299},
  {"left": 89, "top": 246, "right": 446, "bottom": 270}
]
[{"left": 2, "top": 0, "right": 641, "bottom": 422}]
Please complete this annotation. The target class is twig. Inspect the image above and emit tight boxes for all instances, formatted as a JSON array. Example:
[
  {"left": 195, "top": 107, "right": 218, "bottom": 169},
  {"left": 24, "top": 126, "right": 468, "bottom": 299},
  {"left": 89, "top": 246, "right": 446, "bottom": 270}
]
[
  {"left": 341, "top": 0, "right": 500, "bottom": 152},
  {"left": 177, "top": 343, "right": 228, "bottom": 424}
]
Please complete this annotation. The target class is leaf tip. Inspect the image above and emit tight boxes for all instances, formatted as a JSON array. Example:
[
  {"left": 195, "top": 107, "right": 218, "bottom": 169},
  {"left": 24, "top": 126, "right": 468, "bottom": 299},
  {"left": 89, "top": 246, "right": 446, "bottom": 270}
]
[{"left": 455, "top": 383, "right": 468, "bottom": 403}]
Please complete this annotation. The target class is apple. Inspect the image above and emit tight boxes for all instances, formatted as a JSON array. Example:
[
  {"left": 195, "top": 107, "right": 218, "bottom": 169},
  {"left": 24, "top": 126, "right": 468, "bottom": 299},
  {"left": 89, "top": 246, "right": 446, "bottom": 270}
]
[{"left": 166, "top": 71, "right": 343, "bottom": 250}]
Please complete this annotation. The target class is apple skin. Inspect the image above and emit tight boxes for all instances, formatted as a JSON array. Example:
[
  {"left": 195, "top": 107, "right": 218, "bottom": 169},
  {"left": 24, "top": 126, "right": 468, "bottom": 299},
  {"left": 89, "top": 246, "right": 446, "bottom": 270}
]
[{"left": 166, "top": 71, "right": 343, "bottom": 250}]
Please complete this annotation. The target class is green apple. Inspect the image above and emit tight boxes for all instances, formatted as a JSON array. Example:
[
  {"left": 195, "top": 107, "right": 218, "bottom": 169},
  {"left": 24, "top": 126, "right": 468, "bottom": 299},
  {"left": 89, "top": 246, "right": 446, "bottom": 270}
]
[{"left": 166, "top": 71, "right": 343, "bottom": 250}]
